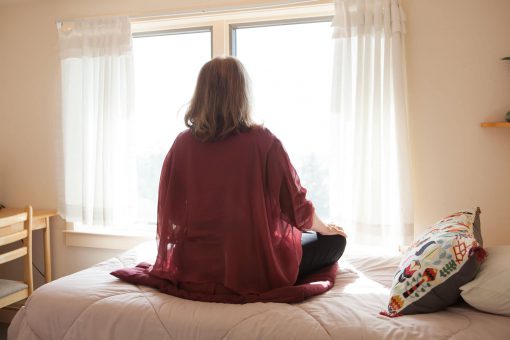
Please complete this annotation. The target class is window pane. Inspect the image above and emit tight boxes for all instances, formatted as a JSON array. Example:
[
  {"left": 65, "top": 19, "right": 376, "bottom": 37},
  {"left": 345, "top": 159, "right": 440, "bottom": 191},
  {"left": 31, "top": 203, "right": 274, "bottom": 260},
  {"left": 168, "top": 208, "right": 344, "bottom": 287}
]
[
  {"left": 133, "top": 30, "right": 211, "bottom": 224},
  {"left": 234, "top": 21, "right": 333, "bottom": 219}
]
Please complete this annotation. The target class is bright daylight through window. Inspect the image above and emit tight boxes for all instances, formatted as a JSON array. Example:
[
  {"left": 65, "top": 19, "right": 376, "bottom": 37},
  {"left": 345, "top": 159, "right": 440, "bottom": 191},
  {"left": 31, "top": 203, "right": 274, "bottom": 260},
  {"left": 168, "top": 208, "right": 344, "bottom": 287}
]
[
  {"left": 132, "top": 19, "right": 333, "bottom": 226},
  {"left": 133, "top": 30, "right": 211, "bottom": 225},
  {"left": 233, "top": 20, "right": 333, "bottom": 219}
]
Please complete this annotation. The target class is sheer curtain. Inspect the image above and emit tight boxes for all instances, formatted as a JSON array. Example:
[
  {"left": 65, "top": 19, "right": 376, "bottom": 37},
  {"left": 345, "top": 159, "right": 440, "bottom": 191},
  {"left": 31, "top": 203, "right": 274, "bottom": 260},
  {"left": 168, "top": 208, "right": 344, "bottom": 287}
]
[
  {"left": 329, "top": 0, "right": 413, "bottom": 250},
  {"left": 58, "top": 17, "right": 137, "bottom": 228}
]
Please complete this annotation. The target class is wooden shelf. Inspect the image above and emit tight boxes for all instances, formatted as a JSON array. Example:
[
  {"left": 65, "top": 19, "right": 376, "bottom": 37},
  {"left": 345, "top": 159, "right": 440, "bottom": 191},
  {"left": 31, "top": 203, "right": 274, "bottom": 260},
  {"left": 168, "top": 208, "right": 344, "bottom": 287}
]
[{"left": 480, "top": 122, "right": 510, "bottom": 128}]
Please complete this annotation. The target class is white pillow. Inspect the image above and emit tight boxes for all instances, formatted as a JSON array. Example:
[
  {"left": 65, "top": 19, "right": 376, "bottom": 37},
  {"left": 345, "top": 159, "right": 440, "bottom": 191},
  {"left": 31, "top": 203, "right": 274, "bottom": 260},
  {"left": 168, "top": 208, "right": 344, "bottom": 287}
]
[{"left": 460, "top": 245, "right": 510, "bottom": 316}]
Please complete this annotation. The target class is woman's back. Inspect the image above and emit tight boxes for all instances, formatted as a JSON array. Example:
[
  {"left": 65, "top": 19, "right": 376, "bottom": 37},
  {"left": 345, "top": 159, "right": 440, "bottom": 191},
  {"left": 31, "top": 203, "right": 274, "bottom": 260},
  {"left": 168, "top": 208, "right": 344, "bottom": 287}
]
[{"left": 150, "top": 126, "right": 315, "bottom": 300}]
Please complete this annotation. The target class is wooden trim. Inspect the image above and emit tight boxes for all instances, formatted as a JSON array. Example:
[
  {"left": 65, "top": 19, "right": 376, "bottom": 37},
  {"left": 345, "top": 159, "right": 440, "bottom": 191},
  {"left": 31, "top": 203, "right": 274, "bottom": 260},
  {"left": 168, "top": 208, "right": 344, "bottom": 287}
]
[
  {"left": 0, "top": 247, "right": 27, "bottom": 265},
  {"left": 480, "top": 122, "right": 510, "bottom": 127},
  {"left": 0, "top": 230, "right": 27, "bottom": 247},
  {"left": 0, "top": 289, "right": 28, "bottom": 310}
]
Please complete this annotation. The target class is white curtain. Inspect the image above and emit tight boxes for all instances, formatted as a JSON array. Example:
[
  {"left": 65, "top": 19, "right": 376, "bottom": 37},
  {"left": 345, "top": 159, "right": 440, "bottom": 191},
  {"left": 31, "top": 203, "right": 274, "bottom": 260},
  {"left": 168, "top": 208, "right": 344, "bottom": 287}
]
[
  {"left": 329, "top": 0, "right": 413, "bottom": 250},
  {"left": 58, "top": 17, "right": 137, "bottom": 228}
]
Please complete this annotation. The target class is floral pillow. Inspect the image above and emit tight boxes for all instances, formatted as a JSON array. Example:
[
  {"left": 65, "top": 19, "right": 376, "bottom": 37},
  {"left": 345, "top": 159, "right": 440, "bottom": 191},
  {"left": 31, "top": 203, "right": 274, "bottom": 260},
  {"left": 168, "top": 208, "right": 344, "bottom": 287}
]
[{"left": 382, "top": 208, "right": 485, "bottom": 317}]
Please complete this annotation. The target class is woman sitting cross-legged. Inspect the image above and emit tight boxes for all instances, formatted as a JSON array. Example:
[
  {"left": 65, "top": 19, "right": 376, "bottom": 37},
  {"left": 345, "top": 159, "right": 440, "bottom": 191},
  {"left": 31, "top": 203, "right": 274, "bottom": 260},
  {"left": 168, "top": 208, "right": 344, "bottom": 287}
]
[{"left": 113, "top": 56, "right": 347, "bottom": 303}]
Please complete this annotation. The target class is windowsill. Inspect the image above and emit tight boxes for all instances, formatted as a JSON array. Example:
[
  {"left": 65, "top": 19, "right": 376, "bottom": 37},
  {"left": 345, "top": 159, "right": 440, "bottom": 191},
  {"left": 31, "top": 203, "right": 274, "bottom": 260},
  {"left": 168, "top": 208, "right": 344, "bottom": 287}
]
[{"left": 63, "top": 229, "right": 154, "bottom": 250}]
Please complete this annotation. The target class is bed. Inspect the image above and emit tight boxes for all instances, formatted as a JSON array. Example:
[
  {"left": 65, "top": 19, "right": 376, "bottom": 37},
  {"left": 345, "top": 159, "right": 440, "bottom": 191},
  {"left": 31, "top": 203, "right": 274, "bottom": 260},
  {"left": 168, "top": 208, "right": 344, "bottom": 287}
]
[{"left": 8, "top": 242, "right": 510, "bottom": 340}]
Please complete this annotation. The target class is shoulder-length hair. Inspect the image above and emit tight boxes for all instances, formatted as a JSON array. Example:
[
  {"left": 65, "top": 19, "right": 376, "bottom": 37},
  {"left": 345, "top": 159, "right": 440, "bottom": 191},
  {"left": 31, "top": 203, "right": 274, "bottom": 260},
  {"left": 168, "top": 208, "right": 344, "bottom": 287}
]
[{"left": 184, "top": 56, "right": 254, "bottom": 142}]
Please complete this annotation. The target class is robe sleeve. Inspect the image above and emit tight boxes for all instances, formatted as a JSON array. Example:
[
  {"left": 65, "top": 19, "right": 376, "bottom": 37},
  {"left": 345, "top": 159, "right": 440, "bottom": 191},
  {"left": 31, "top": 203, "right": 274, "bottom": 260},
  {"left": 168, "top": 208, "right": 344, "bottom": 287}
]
[
  {"left": 266, "top": 138, "right": 314, "bottom": 231},
  {"left": 156, "top": 147, "right": 173, "bottom": 244}
]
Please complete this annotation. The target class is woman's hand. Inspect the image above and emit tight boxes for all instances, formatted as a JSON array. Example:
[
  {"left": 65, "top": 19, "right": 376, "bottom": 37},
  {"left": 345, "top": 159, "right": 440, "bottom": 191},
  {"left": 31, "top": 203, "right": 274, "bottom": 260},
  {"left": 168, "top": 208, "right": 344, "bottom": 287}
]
[
  {"left": 322, "top": 224, "right": 347, "bottom": 237},
  {"left": 310, "top": 212, "right": 347, "bottom": 237}
]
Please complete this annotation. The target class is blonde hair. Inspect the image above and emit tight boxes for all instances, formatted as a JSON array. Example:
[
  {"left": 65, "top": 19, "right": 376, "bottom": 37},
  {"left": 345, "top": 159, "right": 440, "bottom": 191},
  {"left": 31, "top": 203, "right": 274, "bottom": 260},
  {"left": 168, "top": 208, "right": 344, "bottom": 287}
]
[{"left": 185, "top": 56, "right": 253, "bottom": 142}]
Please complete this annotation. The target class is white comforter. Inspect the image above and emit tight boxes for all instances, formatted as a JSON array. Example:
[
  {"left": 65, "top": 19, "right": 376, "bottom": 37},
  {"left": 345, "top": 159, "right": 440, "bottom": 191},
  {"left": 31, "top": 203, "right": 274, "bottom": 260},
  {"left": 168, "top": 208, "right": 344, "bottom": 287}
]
[{"left": 8, "top": 242, "right": 510, "bottom": 339}]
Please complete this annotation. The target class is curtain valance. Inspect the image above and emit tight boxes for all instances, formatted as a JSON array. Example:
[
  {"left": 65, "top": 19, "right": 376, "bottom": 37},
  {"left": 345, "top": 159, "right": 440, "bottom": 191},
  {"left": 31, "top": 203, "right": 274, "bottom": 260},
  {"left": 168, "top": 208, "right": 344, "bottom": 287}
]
[
  {"left": 58, "top": 17, "right": 132, "bottom": 59},
  {"left": 332, "top": 0, "right": 406, "bottom": 38}
]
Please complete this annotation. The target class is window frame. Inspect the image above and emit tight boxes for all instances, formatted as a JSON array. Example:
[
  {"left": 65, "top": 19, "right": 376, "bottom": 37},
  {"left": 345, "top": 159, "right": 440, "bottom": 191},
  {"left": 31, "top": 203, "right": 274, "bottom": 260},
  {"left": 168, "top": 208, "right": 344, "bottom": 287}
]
[
  {"left": 132, "top": 26, "right": 214, "bottom": 60},
  {"left": 229, "top": 16, "right": 333, "bottom": 56},
  {"left": 131, "top": 2, "right": 334, "bottom": 57},
  {"left": 131, "top": 27, "right": 213, "bottom": 226}
]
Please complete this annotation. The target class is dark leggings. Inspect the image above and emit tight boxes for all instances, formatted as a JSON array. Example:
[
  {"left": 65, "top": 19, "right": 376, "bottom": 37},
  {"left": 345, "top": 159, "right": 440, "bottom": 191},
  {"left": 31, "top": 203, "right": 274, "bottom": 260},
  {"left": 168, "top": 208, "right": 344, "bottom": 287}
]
[{"left": 298, "top": 231, "right": 347, "bottom": 278}]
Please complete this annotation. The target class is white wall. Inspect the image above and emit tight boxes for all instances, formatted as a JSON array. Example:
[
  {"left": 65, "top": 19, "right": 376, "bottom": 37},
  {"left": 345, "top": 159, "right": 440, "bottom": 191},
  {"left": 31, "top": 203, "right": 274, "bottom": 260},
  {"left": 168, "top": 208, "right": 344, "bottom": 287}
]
[{"left": 1, "top": 0, "right": 509, "bottom": 283}]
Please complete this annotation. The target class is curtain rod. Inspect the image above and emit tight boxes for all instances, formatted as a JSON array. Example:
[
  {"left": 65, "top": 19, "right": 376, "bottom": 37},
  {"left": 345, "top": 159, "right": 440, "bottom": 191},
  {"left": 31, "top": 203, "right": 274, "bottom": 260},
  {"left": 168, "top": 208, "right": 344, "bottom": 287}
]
[{"left": 55, "top": 0, "right": 328, "bottom": 25}]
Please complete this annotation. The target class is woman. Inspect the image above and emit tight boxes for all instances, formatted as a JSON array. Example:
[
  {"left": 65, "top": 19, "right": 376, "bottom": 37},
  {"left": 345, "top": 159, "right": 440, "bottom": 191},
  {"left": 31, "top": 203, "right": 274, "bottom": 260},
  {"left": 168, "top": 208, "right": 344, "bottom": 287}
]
[{"left": 149, "top": 56, "right": 346, "bottom": 303}]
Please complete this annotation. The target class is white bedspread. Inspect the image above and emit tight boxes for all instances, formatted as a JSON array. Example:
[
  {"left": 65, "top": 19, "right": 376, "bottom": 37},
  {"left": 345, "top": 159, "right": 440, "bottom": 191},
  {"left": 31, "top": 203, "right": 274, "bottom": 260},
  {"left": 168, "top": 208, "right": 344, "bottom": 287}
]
[{"left": 8, "top": 242, "right": 510, "bottom": 339}]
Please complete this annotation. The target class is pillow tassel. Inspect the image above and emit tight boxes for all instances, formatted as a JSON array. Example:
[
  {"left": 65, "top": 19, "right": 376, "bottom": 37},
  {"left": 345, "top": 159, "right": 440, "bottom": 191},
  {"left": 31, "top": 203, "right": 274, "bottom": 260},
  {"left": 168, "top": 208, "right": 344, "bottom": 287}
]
[
  {"left": 472, "top": 246, "right": 487, "bottom": 263},
  {"left": 379, "top": 310, "right": 402, "bottom": 318}
]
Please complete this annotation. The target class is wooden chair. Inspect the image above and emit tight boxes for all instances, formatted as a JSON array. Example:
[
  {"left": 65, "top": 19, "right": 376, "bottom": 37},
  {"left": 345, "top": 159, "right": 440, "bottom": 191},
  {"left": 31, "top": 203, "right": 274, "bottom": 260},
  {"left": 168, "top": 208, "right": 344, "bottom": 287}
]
[{"left": 0, "top": 206, "right": 33, "bottom": 308}]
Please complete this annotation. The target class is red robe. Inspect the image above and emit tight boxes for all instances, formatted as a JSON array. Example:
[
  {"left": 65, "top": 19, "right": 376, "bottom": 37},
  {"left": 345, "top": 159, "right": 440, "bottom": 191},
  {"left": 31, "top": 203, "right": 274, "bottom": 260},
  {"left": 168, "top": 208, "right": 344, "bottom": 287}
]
[{"left": 112, "top": 127, "right": 338, "bottom": 303}]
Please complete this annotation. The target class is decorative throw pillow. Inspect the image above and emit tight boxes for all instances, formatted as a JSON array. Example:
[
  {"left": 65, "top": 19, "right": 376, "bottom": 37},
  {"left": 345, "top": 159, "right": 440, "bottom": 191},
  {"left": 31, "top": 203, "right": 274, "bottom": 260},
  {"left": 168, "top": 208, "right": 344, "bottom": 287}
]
[
  {"left": 460, "top": 245, "right": 510, "bottom": 316},
  {"left": 382, "top": 208, "right": 485, "bottom": 317}
]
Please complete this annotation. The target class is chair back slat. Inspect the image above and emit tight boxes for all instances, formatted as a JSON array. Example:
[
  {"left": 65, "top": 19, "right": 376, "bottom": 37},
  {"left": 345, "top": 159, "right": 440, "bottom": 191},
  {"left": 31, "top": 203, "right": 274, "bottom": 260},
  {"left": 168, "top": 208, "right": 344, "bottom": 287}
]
[
  {"left": 0, "top": 247, "right": 28, "bottom": 265},
  {"left": 0, "top": 222, "right": 24, "bottom": 237},
  {"left": 0, "top": 230, "right": 28, "bottom": 247},
  {"left": 0, "top": 212, "right": 27, "bottom": 229}
]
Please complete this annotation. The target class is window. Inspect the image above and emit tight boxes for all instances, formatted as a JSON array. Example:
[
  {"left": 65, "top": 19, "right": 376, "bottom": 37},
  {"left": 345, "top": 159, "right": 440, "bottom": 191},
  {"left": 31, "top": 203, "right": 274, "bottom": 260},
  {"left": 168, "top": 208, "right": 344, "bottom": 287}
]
[
  {"left": 232, "top": 20, "right": 333, "bottom": 218},
  {"left": 132, "top": 29, "right": 211, "bottom": 225},
  {"left": 131, "top": 5, "right": 335, "bottom": 227},
  {"left": 61, "top": 3, "right": 412, "bottom": 253}
]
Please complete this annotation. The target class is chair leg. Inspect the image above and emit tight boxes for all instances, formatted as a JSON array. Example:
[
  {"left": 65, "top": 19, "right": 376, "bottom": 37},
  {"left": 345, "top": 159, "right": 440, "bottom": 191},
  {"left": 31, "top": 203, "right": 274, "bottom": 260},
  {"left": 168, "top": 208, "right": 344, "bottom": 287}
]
[{"left": 24, "top": 206, "right": 34, "bottom": 295}]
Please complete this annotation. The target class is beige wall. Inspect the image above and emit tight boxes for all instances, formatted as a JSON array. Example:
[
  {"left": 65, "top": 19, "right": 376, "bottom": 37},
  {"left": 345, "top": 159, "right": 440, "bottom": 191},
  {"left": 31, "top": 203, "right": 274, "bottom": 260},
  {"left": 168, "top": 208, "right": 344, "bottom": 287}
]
[
  {"left": 404, "top": 0, "right": 510, "bottom": 244},
  {"left": 1, "top": 0, "right": 510, "bottom": 282}
]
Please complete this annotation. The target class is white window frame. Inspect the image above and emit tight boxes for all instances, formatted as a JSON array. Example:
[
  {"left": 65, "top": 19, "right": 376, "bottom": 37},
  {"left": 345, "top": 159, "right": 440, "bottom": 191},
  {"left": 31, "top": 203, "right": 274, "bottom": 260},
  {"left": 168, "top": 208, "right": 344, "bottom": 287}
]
[
  {"left": 65, "top": 1, "right": 334, "bottom": 249},
  {"left": 131, "top": 2, "right": 334, "bottom": 56}
]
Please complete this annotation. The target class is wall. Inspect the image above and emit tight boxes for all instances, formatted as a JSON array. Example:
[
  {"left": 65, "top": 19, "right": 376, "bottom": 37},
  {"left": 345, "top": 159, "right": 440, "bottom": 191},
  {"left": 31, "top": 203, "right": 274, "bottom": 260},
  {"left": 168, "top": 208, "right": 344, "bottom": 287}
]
[
  {"left": 404, "top": 0, "right": 510, "bottom": 243},
  {"left": 1, "top": 0, "right": 510, "bottom": 282}
]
